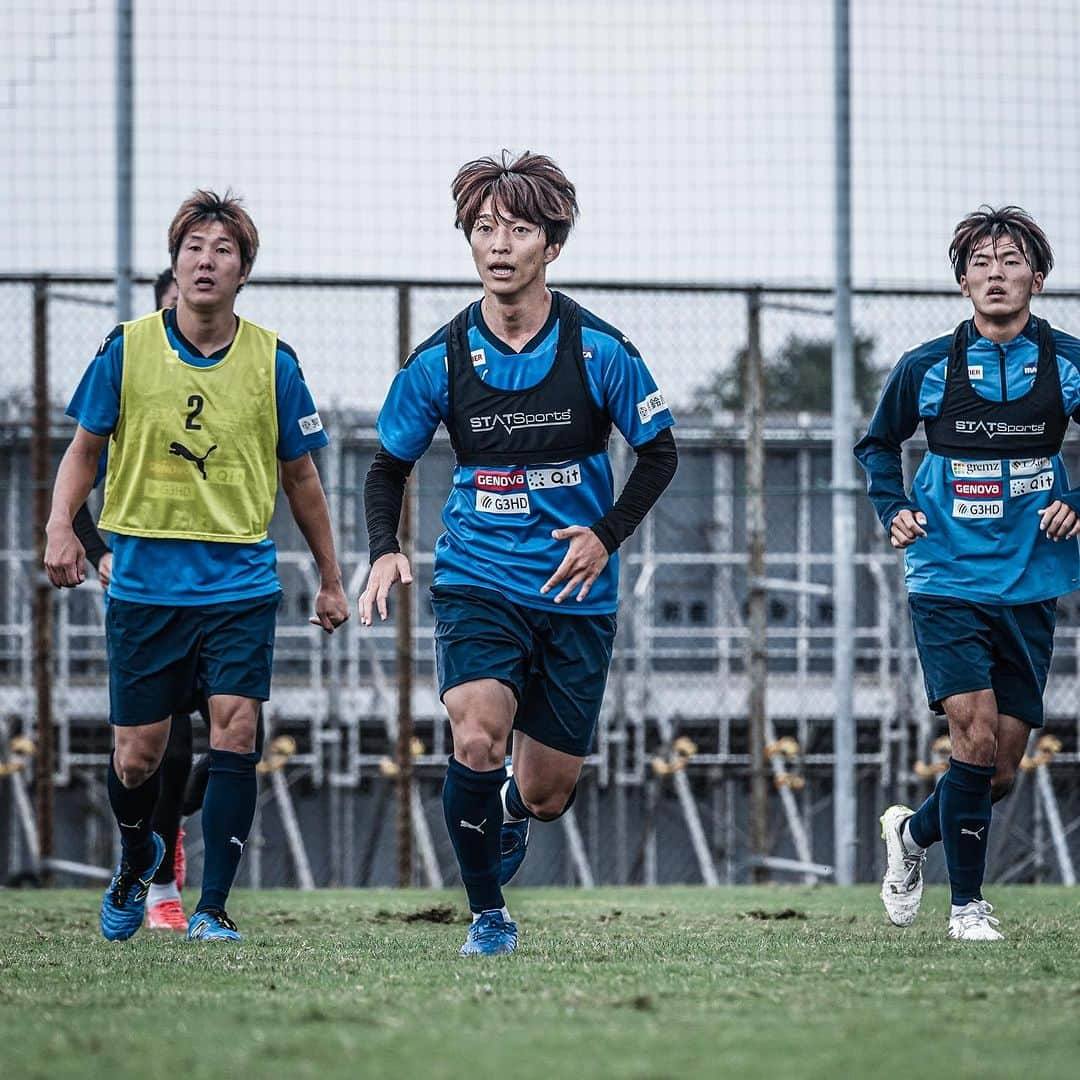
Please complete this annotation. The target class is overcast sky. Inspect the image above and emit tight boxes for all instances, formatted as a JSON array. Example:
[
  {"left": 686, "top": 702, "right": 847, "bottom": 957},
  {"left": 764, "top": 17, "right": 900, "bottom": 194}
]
[{"left": 5, "top": 1, "right": 1080, "bottom": 406}]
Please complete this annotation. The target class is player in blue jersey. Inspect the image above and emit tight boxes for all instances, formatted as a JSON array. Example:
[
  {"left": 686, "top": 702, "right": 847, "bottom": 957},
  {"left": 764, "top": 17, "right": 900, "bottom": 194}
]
[
  {"left": 855, "top": 206, "right": 1080, "bottom": 940},
  {"left": 360, "top": 151, "right": 677, "bottom": 956},
  {"left": 44, "top": 191, "right": 349, "bottom": 942}
]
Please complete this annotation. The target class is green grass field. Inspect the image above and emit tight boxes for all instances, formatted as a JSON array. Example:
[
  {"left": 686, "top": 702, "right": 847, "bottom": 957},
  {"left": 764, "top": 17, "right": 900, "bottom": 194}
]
[{"left": 1, "top": 886, "right": 1078, "bottom": 1079}]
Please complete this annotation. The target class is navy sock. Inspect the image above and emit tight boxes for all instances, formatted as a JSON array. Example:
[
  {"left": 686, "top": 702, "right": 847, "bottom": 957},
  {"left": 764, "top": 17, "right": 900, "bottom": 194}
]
[
  {"left": 504, "top": 776, "right": 533, "bottom": 821},
  {"left": 196, "top": 748, "right": 258, "bottom": 913},
  {"left": 906, "top": 773, "right": 944, "bottom": 849},
  {"left": 442, "top": 756, "right": 506, "bottom": 913},
  {"left": 939, "top": 757, "right": 994, "bottom": 905},
  {"left": 107, "top": 753, "right": 161, "bottom": 869},
  {"left": 151, "top": 714, "right": 193, "bottom": 884}
]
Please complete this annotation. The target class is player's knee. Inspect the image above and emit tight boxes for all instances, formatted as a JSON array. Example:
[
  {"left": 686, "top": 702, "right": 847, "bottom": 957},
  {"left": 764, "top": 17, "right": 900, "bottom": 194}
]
[
  {"left": 453, "top": 730, "right": 505, "bottom": 772},
  {"left": 521, "top": 784, "right": 577, "bottom": 822},
  {"left": 991, "top": 765, "right": 1017, "bottom": 803},
  {"left": 213, "top": 721, "right": 257, "bottom": 754},
  {"left": 114, "top": 746, "right": 161, "bottom": 788}
]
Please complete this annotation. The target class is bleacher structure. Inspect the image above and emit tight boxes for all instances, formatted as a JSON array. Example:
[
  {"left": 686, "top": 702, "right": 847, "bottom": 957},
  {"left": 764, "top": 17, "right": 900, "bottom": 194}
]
[{"left": 1, "top": 279, "right": 1079, "bottom": 889}]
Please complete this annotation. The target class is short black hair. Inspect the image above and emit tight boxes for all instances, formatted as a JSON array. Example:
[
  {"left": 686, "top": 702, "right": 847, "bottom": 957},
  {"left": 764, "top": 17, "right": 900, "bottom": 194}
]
[
  {"left": 153, "top": 268, "right": 176, "bottom": 308},
  {"left": 949, "top": 205, "right": 1053, "bottom": 283}
]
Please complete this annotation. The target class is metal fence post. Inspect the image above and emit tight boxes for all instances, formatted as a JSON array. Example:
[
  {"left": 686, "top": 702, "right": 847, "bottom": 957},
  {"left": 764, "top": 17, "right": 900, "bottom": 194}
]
[
  {"left": 395, "top": 284, "right": 414, "bottom": 887},
  {"left": 31, "top": 278, "right": 54, "bottom": 882},
  {"left": 832, "top": 0, "right": 858, "bottom": 885},
  {"left": 745, "top": 288, "right": 769, "bottom": 882}
]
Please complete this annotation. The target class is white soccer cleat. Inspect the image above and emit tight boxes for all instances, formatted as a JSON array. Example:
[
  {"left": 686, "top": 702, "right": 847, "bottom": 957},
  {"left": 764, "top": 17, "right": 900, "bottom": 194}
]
[
  {"left": 880, "top": 804, "right": 925, "bottom": 927},
  {"left": 948, "top": 899, "right": 1003, "bottom": 941}
]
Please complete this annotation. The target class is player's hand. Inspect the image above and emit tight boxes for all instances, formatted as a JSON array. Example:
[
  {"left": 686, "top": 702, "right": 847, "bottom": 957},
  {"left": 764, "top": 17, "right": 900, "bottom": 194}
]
[
  {"left": 889, "top": 509, "right": 927, "bottom": 549},
  {"left": 359, "top": 553, "right": 414, "bottom": 625},
  {"left": 309, "top": 576, "right": 350, "bottom": 633},
  {"left": 541, "top": 525, "right": 610, "bottom": 604},
  {"left": 43, "top": 522, "right": 86, "bottom": 588},
  {"left": 1037, "top": 500, "right": 1080, "bottom": 541},
  {"left": 97, "top": 551, "right": 112, "bottom": 589}
]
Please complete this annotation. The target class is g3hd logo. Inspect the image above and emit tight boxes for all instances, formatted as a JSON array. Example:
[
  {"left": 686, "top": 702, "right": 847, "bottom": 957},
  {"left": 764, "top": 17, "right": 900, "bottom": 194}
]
[
  {"left": 469, "top": 409, "right": 572, "bottom": 435},
  {"left": 954, "top": 420, "right": 1046, "bottom": 439}
]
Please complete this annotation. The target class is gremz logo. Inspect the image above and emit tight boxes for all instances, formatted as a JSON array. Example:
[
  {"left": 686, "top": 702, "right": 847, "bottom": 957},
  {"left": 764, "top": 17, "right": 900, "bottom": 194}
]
[{"left": 469, "top": 409, "right": 572, "bottom": 435}]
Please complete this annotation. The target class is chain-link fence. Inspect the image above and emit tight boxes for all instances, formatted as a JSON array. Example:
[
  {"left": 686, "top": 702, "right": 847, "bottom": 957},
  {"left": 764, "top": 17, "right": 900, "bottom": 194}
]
[{"left": 2, "top": 275, "right": 1079, "bottom": 889}]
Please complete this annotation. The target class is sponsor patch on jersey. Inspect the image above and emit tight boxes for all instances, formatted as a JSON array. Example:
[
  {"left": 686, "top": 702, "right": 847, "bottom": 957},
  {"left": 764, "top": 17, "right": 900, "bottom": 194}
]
[
  {"left": 526, "top": 463, "right": 582, "bottom": 490},
  {"left": 952, "top": 499, "right": 1003, "bottom": 519},
  {"left": 1024, "top": 364, "right": 1038, "bottom": 376},
  {"left": 967, "top": 365, "right": 984, "bottom": 380},
  {"left": 583, "top": 349, "right": 593, "bottom": 360},
  {"left": 954, "top": 420, "right": 1046, "bottom": 438},
  {"left": 952, "top": 480, "right": 1002, "bottom": 498},
  {"left": 636, "top": 390, "right": 668, "bottom": 424},
  {"left": 1009, "top": 456, "right": 1050, "bottom": 476},
  {"left": 475, "top": 491, "right": 531, "bottom": 515},
  {"left": 951, "top": 459, "right": 1002, "bottom": 478},
  {"left": 470, "top": 348, "right": 486, "bottom": 367},
  {"left": 298, "top": 411, "right": 323, "bottom": 436},
  {"left": 474, "top": 469, "right": 526, "bottom": 492},
  {"left": 1010, "top": 471, "right": 1054, "bottom": 498}
]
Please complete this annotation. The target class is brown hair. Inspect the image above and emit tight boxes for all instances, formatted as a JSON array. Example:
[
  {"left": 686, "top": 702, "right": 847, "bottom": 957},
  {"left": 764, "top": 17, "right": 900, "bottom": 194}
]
[
  {"left": 452, "top": 151, "right": 578, "bottom": 247},
  {"left": 168, "top": 189, "right": 259, "bottom": 277},
  {"left": 949, "top": 205, "right": 1053, "bottom": 283}
]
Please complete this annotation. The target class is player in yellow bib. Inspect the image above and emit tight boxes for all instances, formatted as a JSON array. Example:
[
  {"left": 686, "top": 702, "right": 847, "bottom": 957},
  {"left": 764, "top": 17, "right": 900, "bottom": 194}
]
[{"left": 44, "top": 190, "right": 349, "bottom": 943}]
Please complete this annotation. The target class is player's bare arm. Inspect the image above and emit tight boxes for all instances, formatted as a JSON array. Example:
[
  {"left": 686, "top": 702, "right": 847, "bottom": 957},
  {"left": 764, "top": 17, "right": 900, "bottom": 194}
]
[
  {"left": 280, "top": 452, "right": 349, "bottom": 632},
  {"left": 44, "top": 425, "right": 109, "bottom": 587}
]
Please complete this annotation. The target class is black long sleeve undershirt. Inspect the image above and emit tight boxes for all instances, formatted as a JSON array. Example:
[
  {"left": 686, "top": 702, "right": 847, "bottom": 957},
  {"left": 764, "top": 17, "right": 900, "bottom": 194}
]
[
  {"left": 362, "top": 428, "right": 677, "bottom": 564},
  {"left": 72, "top": 503, "right": 111, "bottom": 570},
  {"left": 364, "top": 450, "right": 415, "bottom": 564},
  {"left": 590, "top": 427, "right": 678, "bottom": 553}
]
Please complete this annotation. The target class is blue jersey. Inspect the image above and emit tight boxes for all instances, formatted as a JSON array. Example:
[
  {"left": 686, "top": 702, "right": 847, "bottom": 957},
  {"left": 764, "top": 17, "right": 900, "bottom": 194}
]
[
  {"left": 377, "top": 299, "right": 675, "bottom": 614},
  {"left": 67, "top": 308, "right": 329, "bottom": 605},
  {"left": 854, "top": 317, "right": 1080, "bottom": 604}
]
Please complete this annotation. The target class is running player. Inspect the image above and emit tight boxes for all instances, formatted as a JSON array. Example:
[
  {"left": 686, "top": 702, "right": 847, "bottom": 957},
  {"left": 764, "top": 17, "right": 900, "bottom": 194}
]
[
  {"left": 855, "top": 205, "right": 1080, "bottom": 940},
  {"left": 360, "top": 152, "right": 677, "bottom": 955},
  {"left": 45, "top": 190, "right": 349, "bottom": 942}
]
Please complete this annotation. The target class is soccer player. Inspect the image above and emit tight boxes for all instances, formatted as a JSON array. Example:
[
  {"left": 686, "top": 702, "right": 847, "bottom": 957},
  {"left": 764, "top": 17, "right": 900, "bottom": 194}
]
[
  {"left": 360, "top": 151, "right": 677, "bottom": 956},
  {"left": 72, "top": 267, "right": 199, "bottom": 931},
  {"left": 855, "top": 205, "right": 1080, "bottom": 940},
  {"left": 44, "top": 190, "right": 349, "bottom": 942}
]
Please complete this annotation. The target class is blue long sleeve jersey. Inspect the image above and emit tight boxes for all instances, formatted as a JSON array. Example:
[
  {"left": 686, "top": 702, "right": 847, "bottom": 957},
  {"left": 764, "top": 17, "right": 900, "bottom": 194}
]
[{"left": 854, "top": 317, "right": 1080, "bottom": 604}]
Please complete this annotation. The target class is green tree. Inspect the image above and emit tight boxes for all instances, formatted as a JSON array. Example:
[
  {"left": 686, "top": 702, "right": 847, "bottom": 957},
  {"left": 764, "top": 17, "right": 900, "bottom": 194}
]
[{"left": 698, "top": 333, "right": 881, "bottom": 415}]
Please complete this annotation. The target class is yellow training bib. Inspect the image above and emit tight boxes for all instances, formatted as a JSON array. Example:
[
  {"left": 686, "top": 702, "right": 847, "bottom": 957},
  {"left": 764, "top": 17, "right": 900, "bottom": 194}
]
[{"left": 98, "top": 311, "right": 279, "bottom": 543}]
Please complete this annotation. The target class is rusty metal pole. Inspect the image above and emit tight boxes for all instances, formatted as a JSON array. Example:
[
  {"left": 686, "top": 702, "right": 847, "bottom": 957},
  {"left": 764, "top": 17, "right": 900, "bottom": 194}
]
[
  {"left": 394, "top": 285, "right": 414, "bottom": 887},
  {"left": 745, "top": 289, "right": 769, "bottom": 883},
  {"left": 31, "top": 278, "right": 54, "bottom": 881}
]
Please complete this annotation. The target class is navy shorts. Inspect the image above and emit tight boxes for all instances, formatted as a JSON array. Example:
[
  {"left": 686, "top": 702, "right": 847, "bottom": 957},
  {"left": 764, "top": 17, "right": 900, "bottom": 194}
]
[
  {"left": 431, "top": 585, "right": 617, "bottom": 758},
  {"left": 908, "top": 593, "right": 1056, "bottom": 727},
  {"left": 105, "top": 593, "right": 281, "bottom": 726}
]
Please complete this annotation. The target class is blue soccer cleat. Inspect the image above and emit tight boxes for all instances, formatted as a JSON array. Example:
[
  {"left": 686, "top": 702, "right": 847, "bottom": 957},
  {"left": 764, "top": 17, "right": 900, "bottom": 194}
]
[
  {"left": 499, "top": 818, "right": 530, "bottom": 885},
  {"left": 187, "top": 908, "right": 242, "bottom": 942},
  {"left": 100, "top": 832, "right": 166, "bottom": 941},
  {"left": 459, "top": 910, "right": 518, "bottom": 956}
]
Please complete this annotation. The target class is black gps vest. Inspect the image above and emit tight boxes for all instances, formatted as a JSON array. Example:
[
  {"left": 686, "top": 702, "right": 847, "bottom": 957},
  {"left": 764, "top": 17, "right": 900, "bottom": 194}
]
[
  {"left": 445, "top": 291, "right": 612, "bottom": 467},
  {"left": 923, "top": 317, "right": 1067, "bottom": 460}
]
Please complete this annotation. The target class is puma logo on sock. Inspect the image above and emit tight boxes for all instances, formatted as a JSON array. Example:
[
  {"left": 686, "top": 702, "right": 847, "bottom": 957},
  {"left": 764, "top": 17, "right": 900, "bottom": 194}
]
[
  {"left": 229, "top": 836, "right": 245, "bottom": 851},
  {"left": 119, "top": 819, "right": 143, "bottom": 830},
  {"left": 459, "top": 819, "right": 486, "bottom": 835},
  {"left": 960, "top": 826, "right": 985, "bottom": 840}
]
